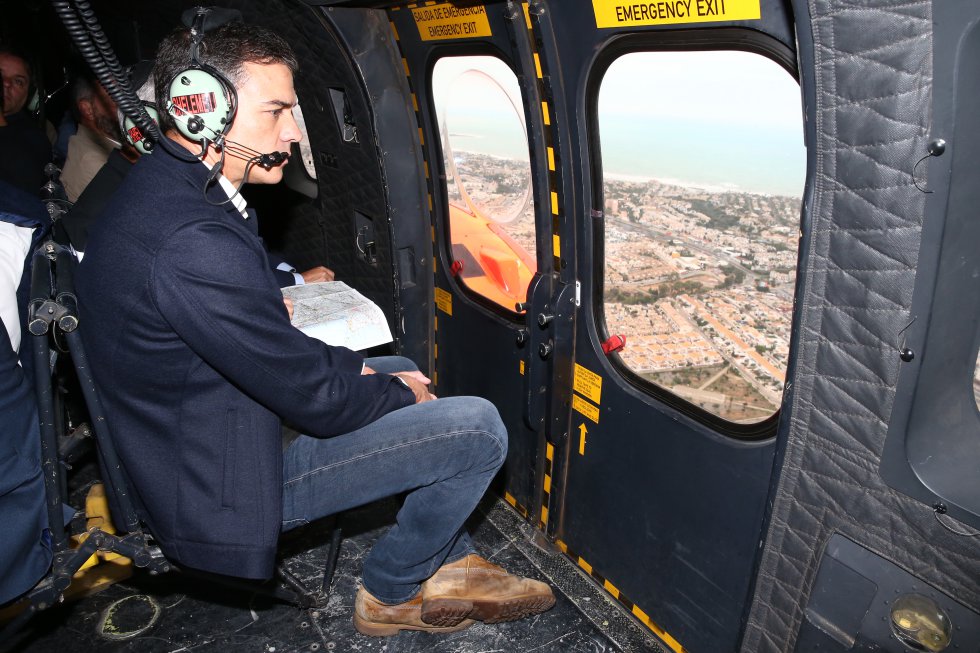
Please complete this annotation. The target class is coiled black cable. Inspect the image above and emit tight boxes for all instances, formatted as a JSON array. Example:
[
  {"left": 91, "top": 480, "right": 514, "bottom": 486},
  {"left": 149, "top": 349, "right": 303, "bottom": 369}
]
[
  {"left": 50, "top": 0, "right": 162, "bottom": 146},
  {"left": 51, "top": 0, "right": 149, "bottom": 136}
]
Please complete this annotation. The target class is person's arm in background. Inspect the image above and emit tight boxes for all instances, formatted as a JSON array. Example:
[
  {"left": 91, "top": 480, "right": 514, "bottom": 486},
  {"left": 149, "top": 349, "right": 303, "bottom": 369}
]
[
  {"left": 267, "top": 250, "right": 334, "bottom": 288},
  {"left": 0, "top": 221, "right": 32, "bottom": 353}
]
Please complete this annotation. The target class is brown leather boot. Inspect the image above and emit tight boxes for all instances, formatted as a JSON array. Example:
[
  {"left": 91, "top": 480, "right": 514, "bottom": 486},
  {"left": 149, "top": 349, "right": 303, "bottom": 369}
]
[
  {"left": 420, "top": 554, "right": 555, "bottom": 626},
  {"left": 353, "top": 586, "right": 476, "bottom": 636}
]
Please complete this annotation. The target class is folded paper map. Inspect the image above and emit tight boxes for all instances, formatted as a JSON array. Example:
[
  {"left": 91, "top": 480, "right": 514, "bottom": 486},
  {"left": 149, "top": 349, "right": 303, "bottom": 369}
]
[{"left": 282, "top": 281, "right": 393, "bottom": 351}]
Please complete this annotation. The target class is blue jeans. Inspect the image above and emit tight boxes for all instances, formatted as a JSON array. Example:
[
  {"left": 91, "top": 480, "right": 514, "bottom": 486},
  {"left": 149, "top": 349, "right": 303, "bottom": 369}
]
[{"left": 281, "top": 356, "right": 508, "bottom": 604}]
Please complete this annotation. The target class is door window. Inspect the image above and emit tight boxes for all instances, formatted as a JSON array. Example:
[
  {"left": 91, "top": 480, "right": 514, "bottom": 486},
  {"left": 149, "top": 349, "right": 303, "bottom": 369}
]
[
  {"left": 432, "top": 56, "right": 536, "bottom": 311},
  {"left": 598, "top": 50, "right": 805, "bottom": 424}
]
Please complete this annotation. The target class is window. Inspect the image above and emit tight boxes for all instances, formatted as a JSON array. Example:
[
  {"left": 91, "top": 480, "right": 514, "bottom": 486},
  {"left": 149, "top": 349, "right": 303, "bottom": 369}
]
[
  {"left": 598, "top": 50, "right": 805, "bottom": 424},
  {"left": 975, "top": 349, "right": 980, "bottom": 411},
  {"left": 432, "top": 56, "right": 536, "bottom": 311},
  {"left": 292, "top": 102, "right": 317, "bottom": 180}
]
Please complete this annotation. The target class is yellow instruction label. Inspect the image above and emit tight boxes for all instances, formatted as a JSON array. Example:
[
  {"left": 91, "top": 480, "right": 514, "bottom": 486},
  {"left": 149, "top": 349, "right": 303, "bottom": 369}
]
[
  {"left": 520, "top": 360, "right": 526, "bottom": 376},
  {"left": 592, "top": 0, "right": 760, "bottom": 28},
  {"left": 573, "top": 363, "right": 603, "bottom": 404},
  {"left": 412, "top": 4, "right": 492, "bottom": 41},
  {"left": 572, "top": 394, "right": 600, "bottom": 424},
  {"left": 435, "top": 287, "right": 453, "bottom": 316}
]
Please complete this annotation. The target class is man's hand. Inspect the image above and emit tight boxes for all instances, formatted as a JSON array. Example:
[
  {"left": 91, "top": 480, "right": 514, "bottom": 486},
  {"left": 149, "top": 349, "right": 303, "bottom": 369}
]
[
  {"left": 301, "top": 266, "right": 335, "bottom": 283},
  {"left": 394, "top": 372, "right": 437, "bottom": 403},
  {"left": 283, "top": 297, "right": 294, "bottom": 320}
]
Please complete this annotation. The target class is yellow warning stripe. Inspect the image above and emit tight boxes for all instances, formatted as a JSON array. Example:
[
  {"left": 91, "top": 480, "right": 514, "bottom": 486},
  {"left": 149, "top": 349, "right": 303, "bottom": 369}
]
[
  {"left": 558, "top": 543, "right": 688, "bottom": 652},
  {"left": 388, "top": 8, "right": 441, "bottom": 393}
]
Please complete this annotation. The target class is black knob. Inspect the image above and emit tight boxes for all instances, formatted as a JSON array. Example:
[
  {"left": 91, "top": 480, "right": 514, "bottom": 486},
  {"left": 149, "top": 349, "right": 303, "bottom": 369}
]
[
  {"left": 515, "top": 302, "right": 530, "bottom": 313},
  {"left": 539, "top": 341, "right": 553, "bottom": 358},
  {"left": 899, "top": 347, "right": 915, "bottom": 362},
  {"left": 538, "top": 313, "right": 554, "bottom": 326}
]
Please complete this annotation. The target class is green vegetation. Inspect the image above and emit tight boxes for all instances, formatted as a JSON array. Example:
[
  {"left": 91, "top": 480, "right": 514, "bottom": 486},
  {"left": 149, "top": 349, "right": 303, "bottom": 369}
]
[
  {"left": 606, "top": 278, "right": 706, "bottom": 305},
  {"left": 717, "top": 265, "right": 746, "bottom": 289},
  {"left": 687, "top": 198, "right": 742, "bottom": 231}
]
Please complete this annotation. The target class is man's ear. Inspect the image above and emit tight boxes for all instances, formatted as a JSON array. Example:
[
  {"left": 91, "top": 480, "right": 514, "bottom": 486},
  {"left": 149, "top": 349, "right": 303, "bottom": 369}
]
[{"left": 78, "top": 97, "right": 95, "bottom": 123}]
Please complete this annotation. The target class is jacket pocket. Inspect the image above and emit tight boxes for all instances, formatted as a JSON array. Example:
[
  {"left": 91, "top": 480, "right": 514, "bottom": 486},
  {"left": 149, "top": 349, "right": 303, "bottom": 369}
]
[{"left": 221, "top": 408, "right": 239, "bottom": 509}]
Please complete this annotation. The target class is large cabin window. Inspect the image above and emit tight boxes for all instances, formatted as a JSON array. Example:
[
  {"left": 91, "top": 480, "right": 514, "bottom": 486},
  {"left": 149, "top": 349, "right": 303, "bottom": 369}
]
[
  {"left": 432, "top": 55, "right": 536, "bottom": 312},
  {"left": 597, "top": 50, "right": 805, "bottom": 425}
]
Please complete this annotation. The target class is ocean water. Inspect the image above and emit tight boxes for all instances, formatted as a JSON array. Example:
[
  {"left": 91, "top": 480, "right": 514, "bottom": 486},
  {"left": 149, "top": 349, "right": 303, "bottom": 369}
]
[{"left": 445, "top": 112, "right": 805, "bottom": 198}]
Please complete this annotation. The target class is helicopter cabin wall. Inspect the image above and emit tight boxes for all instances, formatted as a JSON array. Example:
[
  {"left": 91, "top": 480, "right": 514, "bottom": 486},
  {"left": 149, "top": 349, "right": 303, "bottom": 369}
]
[{"left": 743, "top": 0, "right": 980, "bottom": 651}]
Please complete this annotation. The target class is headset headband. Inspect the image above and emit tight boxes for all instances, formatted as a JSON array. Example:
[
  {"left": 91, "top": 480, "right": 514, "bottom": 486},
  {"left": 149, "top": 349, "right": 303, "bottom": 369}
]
[
  {"left": 189, "top": 8, "right": 208, "bottom": 65},
  {"left": 166, "top": 6, "right": 240, "bottom": 147}
]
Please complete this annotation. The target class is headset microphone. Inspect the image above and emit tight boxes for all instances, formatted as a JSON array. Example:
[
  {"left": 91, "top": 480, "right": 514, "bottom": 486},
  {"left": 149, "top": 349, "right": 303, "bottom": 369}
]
[{"left": 257, "top": 151, "right": 288, "bottom": 167}]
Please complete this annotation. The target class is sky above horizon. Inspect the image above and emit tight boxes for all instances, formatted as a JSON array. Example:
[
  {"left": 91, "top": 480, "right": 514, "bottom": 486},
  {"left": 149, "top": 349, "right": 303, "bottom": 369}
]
[{"left": 432, "top": 51, "right": 807, "bottom": 197}]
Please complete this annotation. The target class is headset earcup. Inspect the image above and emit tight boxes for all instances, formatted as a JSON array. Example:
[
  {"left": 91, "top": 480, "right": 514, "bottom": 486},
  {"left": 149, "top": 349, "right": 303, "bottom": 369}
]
[
  {"left": 167, "top": 67, "right": 235, "bottom": 143},
  {"left": 123, "top": 103, "right": 160, "bottom": 156}
]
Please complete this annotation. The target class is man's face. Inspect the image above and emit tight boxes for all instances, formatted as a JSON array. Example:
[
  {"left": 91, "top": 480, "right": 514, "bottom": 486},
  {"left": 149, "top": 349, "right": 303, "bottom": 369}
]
[
  {"left": 83, "top": 82, "right": 121, "bottom": 142},
  {"left": 221, "top": 61, "right": 301, "bottom": 186},
  {"left": 0, "top": 53, "right": 31, "bottom": 116}
]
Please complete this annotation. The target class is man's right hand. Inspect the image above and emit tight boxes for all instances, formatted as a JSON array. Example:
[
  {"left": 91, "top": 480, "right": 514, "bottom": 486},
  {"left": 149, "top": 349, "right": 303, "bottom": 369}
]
[{"left": 394, "top": 373, "right": 437, "bottom": 404}]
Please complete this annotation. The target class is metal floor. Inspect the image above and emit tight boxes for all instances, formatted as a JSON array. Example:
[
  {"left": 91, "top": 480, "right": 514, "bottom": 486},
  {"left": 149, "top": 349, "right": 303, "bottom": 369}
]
[{"left": 7, "top": 491, "right": 664, "bottom": 653}]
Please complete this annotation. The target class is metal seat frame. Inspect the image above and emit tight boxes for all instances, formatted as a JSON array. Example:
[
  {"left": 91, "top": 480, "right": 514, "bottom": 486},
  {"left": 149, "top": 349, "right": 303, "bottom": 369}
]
[{"left": 0, "top": 241, "right": 342, "bottom": 645}]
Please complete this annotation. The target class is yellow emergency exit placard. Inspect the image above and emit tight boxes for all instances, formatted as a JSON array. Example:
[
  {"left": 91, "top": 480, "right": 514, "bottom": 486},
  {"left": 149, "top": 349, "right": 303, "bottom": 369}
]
[
  {"left": 592, "top": 0, "right": 760, "bottom": 28},
  {"left": 435, "top": 287, "right": 453, "bottom": 316},
  {"left": 573, "top": 363, "right": 603, "bottom": 405},
  {"left": 572, "top": 394, "right": 600, "bottom": 424},
  {"left": 412, "top": 4, "right": 493, "bottom": 41}
]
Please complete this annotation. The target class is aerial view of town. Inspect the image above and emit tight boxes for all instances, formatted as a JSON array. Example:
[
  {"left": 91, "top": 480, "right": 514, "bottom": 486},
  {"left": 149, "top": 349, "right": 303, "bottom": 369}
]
[
  {"left": 599, "top": 176, "right": 799, "bottom": 423},
  {"left": 447, "top": 149, "right": 802, "bottom": 424}
]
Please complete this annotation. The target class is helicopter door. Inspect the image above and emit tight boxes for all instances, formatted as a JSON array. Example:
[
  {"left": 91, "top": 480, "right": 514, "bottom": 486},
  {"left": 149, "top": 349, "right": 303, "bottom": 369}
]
[
  {"left": 388, "top": 5, "right": 558, "bottom": 522},
  {"left": 525, "top": 2, "right": 809, "bottom": 652}
]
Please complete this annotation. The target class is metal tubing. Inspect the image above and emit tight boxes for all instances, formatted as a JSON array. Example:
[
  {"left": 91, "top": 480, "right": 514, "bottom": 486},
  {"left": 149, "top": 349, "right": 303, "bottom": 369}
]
[
  {"left": 63, "top": 330, "right": 141, "bottom": 533},
  {"left": 29, "top": 255, "right": 69, "bottom": 554}
]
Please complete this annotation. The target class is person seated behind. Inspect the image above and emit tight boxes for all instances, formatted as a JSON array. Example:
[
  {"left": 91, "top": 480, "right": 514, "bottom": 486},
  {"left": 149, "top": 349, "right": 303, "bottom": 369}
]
[
  {"left": 75, "top": 13, "right": 553, "bottom": 636},
  {"left": 0, "top": 49, "right": 52, "bottom": 196},
  {"left": 64, "top": 62, "right": 332, "bottom": 288},
  {"left": 60, "top": 73, "right": 122, "bottom": 202},
  {"left": 0, "top": 180, "right": 52, "bottom": 605}
]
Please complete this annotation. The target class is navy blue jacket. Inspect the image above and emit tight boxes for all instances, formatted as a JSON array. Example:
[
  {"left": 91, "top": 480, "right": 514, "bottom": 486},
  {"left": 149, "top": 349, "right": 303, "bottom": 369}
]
[
  {"left": 76, "top": 142, "right": 413, "bottom": 579},
  {"left": 0, "top": 183, "right": 51, "bottom": 603}
]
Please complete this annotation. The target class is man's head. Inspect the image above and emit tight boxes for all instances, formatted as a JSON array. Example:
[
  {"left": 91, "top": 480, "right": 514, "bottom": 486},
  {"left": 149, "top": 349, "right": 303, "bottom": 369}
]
[
  {"left": 72, "top": 74, "right": 122, "bottom": 144},
  {"left": 154, "top": 21, "right": 301, "bottom": 186},
  {"left": 0, "top": 50, "right": 32, "bottom": 116}
]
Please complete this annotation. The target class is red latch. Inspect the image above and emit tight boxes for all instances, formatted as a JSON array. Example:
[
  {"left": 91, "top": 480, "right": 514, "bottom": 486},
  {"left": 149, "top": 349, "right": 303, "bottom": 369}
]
[
  {"left": 601, "top": 334, "right": 626, "bottom": 355},
  {"left": 450, "top": 259, "right": 464, "bottom": 276}
]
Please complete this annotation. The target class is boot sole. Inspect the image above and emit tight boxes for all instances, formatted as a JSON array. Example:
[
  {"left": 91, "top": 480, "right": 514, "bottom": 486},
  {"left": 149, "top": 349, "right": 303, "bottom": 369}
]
[
  {"left": 353, "top": 612, "right": 476, "bottom": 637},
  {"left": 421, "top": 594, "right": 556, "bottom": 626}
]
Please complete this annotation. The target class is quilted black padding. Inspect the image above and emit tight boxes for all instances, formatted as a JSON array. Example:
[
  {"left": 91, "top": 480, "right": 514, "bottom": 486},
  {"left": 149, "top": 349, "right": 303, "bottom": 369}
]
[
  {"left": 742, "top": 2, "right": 980, "bottom": 651},
  {"left": 242, "top": 0, "right": 398, "bottom": 333}
]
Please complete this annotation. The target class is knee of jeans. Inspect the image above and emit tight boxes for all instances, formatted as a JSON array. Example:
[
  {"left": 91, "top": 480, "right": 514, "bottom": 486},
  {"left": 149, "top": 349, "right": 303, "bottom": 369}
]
[{"left": 466, "top": 397, "right": 508, "bottom": 466}]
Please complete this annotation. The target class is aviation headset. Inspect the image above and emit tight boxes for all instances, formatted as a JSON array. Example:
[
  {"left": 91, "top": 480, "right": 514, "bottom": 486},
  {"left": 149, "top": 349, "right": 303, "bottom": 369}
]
[
  {"left": 122, "top": 103, "right": 160, "bottom": 155},
  {"left": 165, "top": 7, "right": 238, "bottom": 149}
]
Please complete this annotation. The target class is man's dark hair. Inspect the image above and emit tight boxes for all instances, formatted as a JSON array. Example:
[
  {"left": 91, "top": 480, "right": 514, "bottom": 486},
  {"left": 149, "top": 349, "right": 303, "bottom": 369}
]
[
  {"left": 69, "top": 73, "right": 97, "bottom": 122},
  {"left": 153, "top": 21, "right": 298, "bottom": 132}
]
